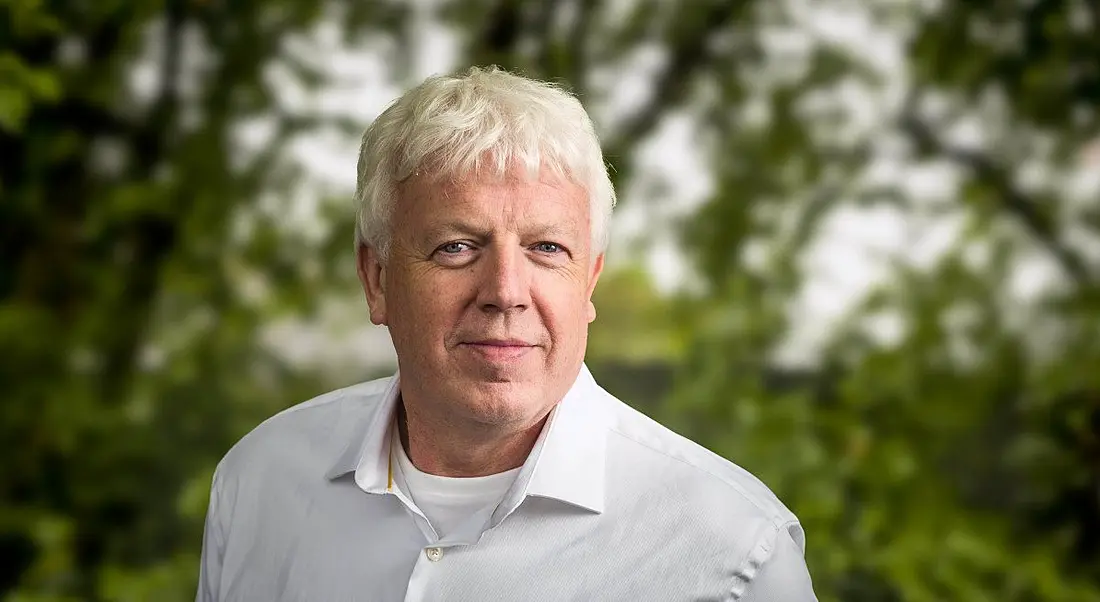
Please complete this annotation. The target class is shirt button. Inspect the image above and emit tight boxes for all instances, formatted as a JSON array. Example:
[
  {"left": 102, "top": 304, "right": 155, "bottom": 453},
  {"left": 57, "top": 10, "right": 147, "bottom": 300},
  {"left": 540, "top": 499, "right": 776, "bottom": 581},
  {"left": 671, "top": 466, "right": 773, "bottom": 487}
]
[{"left": 425, "top": 547, "right": 443, "bottom": 562}]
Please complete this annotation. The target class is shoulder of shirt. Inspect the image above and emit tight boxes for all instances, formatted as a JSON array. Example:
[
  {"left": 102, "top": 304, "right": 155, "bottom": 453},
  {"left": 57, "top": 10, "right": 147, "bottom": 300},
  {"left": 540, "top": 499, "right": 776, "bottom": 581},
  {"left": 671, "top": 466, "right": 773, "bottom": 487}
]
[
  {"left": 591, "top": 383, "right": 799, "bottom": 531},
  {"left": 211, "top": 374, "right": 394, "bottom": 483}
]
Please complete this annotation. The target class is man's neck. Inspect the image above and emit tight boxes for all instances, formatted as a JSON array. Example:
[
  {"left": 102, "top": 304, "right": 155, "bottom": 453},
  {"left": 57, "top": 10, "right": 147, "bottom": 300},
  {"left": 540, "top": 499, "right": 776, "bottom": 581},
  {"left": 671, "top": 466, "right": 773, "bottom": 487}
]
[{"left": 396, "top": 400, "right": 549, "bottom": 477}]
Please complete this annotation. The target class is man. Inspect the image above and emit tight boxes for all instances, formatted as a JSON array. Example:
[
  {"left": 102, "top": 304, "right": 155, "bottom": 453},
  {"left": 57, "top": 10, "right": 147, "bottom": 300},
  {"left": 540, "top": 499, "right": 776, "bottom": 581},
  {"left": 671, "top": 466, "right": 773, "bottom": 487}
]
[{"left": 196, "top": 66, "right": 816, "bottom": 601}]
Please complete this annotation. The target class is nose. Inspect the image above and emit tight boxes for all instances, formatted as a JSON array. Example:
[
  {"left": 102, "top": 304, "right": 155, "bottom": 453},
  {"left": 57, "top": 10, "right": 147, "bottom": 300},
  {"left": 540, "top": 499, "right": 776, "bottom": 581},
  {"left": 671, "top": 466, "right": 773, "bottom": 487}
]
[{"left": 476, "top": 244, "right": 531, "bottom": 313}]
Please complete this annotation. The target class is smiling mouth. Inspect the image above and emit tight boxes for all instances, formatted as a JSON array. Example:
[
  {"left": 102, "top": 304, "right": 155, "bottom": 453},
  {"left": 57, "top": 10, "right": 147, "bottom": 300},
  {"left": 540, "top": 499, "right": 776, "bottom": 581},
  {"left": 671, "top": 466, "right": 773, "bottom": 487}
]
[
  {"left": 459, "top": 340, "right": 536, "bottom": 361},
  {"left": 463, "top": 339, "right": 533, "bottom": 347}
]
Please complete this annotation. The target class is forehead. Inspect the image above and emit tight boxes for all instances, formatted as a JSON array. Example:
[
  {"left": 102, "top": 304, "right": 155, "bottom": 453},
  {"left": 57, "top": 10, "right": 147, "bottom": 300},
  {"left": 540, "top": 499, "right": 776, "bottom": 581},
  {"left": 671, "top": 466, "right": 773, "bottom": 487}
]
[{"left": 396, "top": 165, "right": 589, "bottom": 230}]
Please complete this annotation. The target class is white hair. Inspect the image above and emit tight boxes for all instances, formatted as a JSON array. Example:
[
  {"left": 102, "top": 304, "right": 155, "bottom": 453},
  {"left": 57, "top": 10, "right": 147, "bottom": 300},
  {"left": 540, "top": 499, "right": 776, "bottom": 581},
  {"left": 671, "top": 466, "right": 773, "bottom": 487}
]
[{"left": 354, "top": 65, "right": 616, "bottom": 260}]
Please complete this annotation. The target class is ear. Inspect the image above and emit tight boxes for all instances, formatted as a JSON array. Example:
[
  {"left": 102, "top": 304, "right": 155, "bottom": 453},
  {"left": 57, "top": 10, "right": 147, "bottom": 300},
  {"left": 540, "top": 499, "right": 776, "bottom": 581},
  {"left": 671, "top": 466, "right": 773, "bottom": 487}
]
[
  {"left": 356, "top": 244, "right": 388, "bottom": 326},
  {"left": 584, "top": 253, "right": 605, "bottom": 323}
]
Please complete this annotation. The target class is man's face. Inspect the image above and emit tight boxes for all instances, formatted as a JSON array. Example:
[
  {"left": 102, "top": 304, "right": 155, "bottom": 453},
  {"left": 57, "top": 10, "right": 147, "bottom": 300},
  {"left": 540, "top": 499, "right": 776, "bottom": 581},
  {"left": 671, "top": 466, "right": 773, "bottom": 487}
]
[{"left": 357, "top": 165, "right": 604, "bottom": 430}]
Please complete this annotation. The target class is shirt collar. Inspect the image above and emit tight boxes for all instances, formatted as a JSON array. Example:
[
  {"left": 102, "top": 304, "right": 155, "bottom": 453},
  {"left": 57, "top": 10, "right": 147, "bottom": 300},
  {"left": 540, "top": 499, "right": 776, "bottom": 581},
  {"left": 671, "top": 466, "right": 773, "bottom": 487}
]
[
  {"left": 323, "top": 372, "right": 401, "bottom": 489},
  {"left": 513, "top": 364, "right": 609, "bottom": 514},
  {"left": 323, "top": 363, "right": 610, "bottom": 514}
]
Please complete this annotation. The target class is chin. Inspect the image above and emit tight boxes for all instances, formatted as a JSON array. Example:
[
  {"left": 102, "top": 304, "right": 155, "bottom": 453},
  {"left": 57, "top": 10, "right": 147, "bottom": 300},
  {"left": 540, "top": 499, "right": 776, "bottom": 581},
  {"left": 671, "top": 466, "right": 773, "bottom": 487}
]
[{"left": 459, "top": 381, "right": 549, "bottom": 425}]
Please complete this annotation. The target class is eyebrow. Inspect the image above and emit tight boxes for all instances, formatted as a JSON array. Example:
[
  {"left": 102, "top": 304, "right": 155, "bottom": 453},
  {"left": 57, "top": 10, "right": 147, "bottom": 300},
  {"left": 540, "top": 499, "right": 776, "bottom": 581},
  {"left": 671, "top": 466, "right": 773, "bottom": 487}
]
[
  {"left": 422, "top": 221, "right": 492, "bottom": 245},
  {"left": 422, "top": 221, "right": 577, "bottom": 245},
  {"left": 525, "top": 223, "right": 576, "bottom": 241}
]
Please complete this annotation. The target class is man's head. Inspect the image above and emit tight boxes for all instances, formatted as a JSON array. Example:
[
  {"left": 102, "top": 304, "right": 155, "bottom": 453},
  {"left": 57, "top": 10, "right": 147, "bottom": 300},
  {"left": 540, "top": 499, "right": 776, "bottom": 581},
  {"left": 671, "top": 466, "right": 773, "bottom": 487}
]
[{"left": 353, "top": 66, "right": 615, "bottom": 432}]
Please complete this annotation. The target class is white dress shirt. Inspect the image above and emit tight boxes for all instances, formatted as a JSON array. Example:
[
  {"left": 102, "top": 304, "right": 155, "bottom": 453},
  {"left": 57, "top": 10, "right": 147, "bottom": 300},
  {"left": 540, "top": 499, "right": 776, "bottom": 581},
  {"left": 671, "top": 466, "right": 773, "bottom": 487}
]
[{"left": 196, "top": 364, "right": 817, "bottom": 601}]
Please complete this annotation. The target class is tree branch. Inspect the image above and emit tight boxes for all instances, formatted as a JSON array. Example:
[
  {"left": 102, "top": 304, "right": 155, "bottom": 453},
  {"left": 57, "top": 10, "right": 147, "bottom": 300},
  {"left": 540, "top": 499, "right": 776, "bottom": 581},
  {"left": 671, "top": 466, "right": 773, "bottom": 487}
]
[
  {"left": 899, "top": 103, "right": 1094, "bottom": 287},
  {"left": 603, "top": 1, "right": 746, "bottom": 185},
  {"left": 98, "top": 0, "right": 188, "bottom": 406},
  {"left": 470, "top": 0, "right": 524, "bottom": 68},
  {"left": 565, "top": 0, "right": 600, "bottom": 99},
  {"left": 532, "top": 0, "right": 564, "bottom": 75}
]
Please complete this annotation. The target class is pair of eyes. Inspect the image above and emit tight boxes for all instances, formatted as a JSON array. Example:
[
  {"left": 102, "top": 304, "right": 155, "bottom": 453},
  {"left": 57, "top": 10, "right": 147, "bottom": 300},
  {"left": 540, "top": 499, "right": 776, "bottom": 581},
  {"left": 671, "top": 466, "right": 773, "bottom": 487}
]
[{"left": 435, "top": 241, "right": 566, "bottom": 256}]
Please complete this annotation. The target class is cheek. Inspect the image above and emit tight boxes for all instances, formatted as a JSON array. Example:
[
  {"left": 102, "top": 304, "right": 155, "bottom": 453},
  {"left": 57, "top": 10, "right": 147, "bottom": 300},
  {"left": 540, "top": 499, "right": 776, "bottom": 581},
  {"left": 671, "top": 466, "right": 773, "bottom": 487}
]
[
  {"left": 390, "top": 273, "right": 471, "bottom": 331},
  {"left": 539, "top": 280, "right": 596, "bottom": 335}
]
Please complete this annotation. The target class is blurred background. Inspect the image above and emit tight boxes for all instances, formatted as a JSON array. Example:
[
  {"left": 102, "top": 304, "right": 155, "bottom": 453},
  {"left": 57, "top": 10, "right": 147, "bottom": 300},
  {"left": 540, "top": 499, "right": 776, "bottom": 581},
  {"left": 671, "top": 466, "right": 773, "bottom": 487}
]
[{"left": 2, "top": 0, "right": 1098, "bottom": 600}]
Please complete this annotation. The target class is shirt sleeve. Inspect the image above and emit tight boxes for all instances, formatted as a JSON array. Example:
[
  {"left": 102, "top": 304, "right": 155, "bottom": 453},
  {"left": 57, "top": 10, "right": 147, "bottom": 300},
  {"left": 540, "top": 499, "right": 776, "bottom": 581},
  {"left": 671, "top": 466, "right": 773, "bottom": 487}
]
[
  {"left": 736, "top": 523, "right": 818, "bottom": 602},
  {"left": 195, "top": 467, "right": 225, "bottom": 602}
]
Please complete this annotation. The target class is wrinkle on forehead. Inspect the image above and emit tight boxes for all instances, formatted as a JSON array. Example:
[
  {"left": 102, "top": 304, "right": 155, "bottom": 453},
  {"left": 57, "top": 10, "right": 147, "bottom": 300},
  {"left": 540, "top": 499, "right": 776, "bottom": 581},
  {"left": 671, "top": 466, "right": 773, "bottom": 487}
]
[
  {"left": 388, "top": 158, "right": 596, "bottom": 268},
  {"left": 390, "top": 172, "right": 587, "bottom": 260},
  {"left": 398, "top": 163, "right": 587, "bottom": 214}
]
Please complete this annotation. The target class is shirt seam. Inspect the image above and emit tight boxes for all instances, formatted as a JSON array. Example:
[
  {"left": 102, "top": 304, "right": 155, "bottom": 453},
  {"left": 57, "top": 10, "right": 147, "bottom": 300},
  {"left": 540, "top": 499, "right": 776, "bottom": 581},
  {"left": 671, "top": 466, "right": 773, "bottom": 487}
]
[
  {"left": 605, "top": 426, "right": 790, "bottom": 525},
  {"left": 727, "top": 521, "right": 780, "bottom": 600}
]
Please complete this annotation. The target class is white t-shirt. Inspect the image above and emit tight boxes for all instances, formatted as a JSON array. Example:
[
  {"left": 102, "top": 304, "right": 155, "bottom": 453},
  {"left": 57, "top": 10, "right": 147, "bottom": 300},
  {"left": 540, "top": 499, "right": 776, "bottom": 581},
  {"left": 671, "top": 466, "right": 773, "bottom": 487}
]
[{"left": 389, "top": 426, "right": 521, "bottom": 539}]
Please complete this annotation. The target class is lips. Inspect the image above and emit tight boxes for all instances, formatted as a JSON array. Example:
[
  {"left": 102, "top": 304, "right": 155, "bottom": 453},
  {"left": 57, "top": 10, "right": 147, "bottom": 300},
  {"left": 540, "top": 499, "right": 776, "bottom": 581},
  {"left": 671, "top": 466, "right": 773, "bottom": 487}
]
[
  {"left": 458, "top": 338, "right": 536, "bottom": 362},
  {"left": 462, "top": 339, "right": 534, "bottom": 347}
]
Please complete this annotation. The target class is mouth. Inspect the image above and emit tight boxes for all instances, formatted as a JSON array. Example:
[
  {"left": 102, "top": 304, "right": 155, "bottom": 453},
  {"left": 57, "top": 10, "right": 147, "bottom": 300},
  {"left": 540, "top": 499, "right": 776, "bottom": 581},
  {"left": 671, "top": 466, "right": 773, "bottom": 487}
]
[
  {"left": 462, "top": 339, "right": 534, "bottom": 348},
  {"left": 458, "top": 339, "right": 536, "bottom": 362}
]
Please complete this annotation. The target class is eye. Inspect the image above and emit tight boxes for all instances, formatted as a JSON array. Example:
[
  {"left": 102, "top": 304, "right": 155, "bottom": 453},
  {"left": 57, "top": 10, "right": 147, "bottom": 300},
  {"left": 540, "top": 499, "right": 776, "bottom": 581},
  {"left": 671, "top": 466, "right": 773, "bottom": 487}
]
[
  {"left": 432, "top": 241, "right": 476, "bottom": 265},
  {"left": 438, "top": 241, "right": 472, "bottom": 254},
  {"left": 533, "top": 242, "right": 563, "bottom": 254}
]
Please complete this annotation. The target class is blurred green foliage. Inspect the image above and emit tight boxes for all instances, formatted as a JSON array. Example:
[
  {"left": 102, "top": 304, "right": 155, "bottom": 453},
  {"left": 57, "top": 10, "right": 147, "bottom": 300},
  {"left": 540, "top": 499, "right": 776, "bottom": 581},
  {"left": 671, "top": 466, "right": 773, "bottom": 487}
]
[{"left": 2, "top": 1, "right": 1098, "bottom": 601}]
